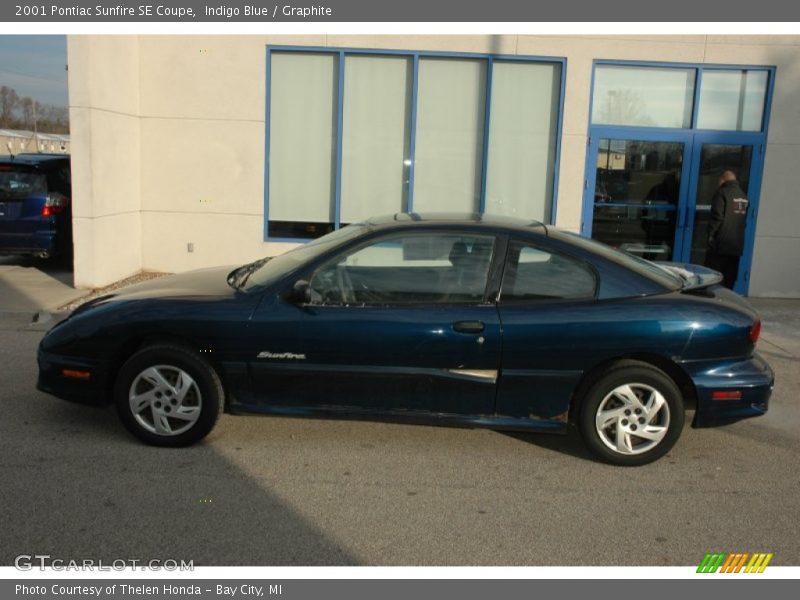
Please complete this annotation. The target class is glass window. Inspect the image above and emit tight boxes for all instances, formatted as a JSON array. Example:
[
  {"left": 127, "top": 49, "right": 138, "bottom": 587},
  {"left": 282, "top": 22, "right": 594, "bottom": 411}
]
[
  {"left": 697, "top": 70, "right": 768, "bottom": 132},
  {"left": 309, "top": 233, "right": 495, "bottom": 305},
  {"left": 268, "top": 53, "right": 338, "bottom": 239},
  {"left": 340, "top": 55, "right": 412, "bottom": 224},
  {"left": 485, "top": 61, "right": 561, "bottom": 222},
  {"left": 413, "top": 58, "right": 487, "bottom": 213},
  {"left": 243, "top": 224, "right": 369, "bottom": 292},
  {"left": 501, "top": 240, "right": 596, "bottom": 301},
  {"left": 0, "top": 169, "right": 47, "bottom": 196},
  {"left": 548, "top": 230, "right": 682, "bottom": 291},
  {"left": 266, "top": 50, "right": 563, "bottom": 239},
  {"left": 592, "top": 139, "right": 683, "bottom": 260},
  {"left": 592, "top": 66, "right": 695, "bottom": 128},
  {"left": 689, "top": 144, "right": 753, "bottom": 266}
]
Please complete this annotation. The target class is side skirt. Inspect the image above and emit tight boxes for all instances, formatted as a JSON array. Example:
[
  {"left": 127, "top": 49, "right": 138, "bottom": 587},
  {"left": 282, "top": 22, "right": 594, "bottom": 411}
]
[{"left": 227, "top": 402, "right": 568, "bottom": 434}]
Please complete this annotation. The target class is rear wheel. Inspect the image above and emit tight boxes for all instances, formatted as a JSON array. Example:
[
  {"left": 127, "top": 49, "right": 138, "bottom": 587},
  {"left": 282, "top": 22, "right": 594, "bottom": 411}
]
[
  {"left": 578, "top": 363, "right": 684, "bottom": 466},
  {"left": 115, "top": 344, "right": 223, "bottom": 446}
]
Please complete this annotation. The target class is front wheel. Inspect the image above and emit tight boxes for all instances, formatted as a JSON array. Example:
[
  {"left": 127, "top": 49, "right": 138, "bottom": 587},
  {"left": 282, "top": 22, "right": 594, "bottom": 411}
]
[
  {"left": 115, "top": 344, "right": 224, "bottom": 447},
  {"left": 578, "top": 363, "right": 684, "bottom": 466}
]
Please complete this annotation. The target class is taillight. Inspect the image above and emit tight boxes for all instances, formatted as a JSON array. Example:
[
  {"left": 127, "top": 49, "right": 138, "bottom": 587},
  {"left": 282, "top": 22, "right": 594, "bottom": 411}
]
[
  {"left": 749, "top": 319, "right": 762, "bottom": 344},
  {"left": 41, "top": 192, "right": 68, "bottom": 217}
]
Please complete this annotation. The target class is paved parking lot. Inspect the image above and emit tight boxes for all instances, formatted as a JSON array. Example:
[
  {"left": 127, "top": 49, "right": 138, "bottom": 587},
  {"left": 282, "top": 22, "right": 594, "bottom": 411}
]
[{"left": 0, "top": 281, "right": 798, "bottom": 566}]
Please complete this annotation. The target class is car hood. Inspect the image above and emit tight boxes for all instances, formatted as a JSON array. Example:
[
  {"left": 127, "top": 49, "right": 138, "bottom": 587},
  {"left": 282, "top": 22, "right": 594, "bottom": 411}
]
[{"left": 100, "top": 265, "right": 238, "bottom": 302}]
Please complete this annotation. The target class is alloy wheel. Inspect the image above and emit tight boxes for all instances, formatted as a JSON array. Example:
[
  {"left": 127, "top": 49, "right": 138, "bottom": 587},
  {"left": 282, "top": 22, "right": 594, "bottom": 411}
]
[
  {"left": 128, "top": 365, "right": 203, "bottom": 436},
  {"left": 594, "top": 382, "right": 671, "bottom": 455}
]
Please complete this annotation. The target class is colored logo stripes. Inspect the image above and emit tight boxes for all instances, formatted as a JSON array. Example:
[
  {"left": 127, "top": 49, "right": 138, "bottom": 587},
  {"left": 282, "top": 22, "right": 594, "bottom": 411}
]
[{"left": 697, "top": 552, "right": 773, "bottom": 573}]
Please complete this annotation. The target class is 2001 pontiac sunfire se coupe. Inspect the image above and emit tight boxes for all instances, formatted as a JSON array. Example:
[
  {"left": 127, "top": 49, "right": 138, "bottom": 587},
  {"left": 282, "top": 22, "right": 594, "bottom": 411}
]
[{"left": 37, "top": 214, "right": 774, "bottom": 465}]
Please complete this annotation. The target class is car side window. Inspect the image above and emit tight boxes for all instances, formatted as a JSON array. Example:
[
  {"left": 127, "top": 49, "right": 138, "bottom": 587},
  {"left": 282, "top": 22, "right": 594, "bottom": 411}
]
[
  {"left": 308, "top": 233, "right": 495, "bottom": 305},
  {"left": 501, "top": 240, "right": 596, "bottom": 301}
]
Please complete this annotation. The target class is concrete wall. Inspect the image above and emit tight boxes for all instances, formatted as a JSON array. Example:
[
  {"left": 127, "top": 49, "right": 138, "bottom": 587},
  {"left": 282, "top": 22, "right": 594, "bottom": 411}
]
[
  {"left": 67, "top": 34, "right": 800, "bottom": 296},
  {"left": 68, "top": 36, "right": 142, "bottom": 288}
]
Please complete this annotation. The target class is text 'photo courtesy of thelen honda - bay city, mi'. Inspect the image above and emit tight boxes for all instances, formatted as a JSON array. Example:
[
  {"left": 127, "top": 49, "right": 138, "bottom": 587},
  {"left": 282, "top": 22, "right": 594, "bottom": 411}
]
[{"left": 37, "top": 214, "right": 774, "bottom": 466}]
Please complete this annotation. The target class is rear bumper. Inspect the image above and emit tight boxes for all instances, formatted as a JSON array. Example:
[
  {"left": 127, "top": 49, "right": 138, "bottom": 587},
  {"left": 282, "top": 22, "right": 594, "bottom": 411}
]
[
  {"left": 36, "top": 347, "right": 111, "bottom": 406},
  {"left": 0, "top": 230, "right": 58, "bottom": 255},
  {"left": 682, "top": 353, "right": 774, "bottom": 427}
]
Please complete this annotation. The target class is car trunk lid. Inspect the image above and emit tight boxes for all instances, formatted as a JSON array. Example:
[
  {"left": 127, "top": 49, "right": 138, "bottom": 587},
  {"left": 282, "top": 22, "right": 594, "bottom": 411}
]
[{"left": 657, "top": 261, "right": 758, "bottom": 319}]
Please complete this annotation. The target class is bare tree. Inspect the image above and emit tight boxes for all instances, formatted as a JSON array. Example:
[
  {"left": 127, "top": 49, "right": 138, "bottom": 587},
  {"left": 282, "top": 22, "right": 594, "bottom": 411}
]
[
  {"left": 0, "top": 85, "right": 19, "bottom": 128},
  {"left": 19, "top": 96, "right": 35, "bottom": 129},
  {"left": 0, "top": 86, "right": 69, "bottom": 133},
  {"left": 596, "top": 89, "right": 656, "bottom": 128}
]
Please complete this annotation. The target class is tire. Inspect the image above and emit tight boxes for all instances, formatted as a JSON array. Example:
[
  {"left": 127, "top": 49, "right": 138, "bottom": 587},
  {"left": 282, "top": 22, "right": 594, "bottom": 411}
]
[
  {"left": 115, "top": 344, "right": 224, "bottom": 447},
  {"left": 578, "top": 362, "right": 684, "bottom": 466}
]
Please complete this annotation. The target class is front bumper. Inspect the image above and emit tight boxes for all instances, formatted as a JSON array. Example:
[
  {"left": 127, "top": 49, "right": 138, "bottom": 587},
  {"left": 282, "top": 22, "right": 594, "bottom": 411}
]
[
  {"left": 37, "top": 348, "right": 111, "bottom": 406},
  {"left": 682, "top": 353, "right": 774, "bottom": 427}
]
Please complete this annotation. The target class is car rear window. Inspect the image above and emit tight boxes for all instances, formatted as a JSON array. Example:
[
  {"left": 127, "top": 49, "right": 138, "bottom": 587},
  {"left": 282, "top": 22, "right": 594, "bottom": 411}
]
[
  {"left": 550, "top": 229, "right": 683, "bottom": 291},
  {"left": 503, "top": 241, "right": 597, "bottom": 301},
  {"left": 0, "top": 166, "right": 47, "bottom": 199}
]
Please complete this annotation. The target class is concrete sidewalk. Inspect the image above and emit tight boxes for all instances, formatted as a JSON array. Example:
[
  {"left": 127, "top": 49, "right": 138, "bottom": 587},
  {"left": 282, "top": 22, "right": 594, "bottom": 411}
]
[
  {"left": 751, "top": 298, "right": 800, "bottom": 358},
  {"left": 0, "top": 257, "right": 87, "bottom": 314}
]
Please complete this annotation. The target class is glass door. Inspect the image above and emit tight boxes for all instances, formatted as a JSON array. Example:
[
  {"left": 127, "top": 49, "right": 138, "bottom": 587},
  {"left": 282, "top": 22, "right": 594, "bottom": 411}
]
[
  {"left": 583, "top": 131, "right": 764, "bottom": 294},
  {"left": 585, "top": 133, "right": 693, "bottom": 261},
  {"left": 682, "top": 134, "right": 764, "bottom": 294}
]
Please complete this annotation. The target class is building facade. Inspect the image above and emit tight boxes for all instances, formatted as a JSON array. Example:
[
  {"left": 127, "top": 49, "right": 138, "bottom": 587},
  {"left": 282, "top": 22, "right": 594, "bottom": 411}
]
[
  {"left": 67, "top": 35, "right": 800, "bottom": 296},
  {"left": 1, "top": 129, "right": 70, "bottom": 154}
]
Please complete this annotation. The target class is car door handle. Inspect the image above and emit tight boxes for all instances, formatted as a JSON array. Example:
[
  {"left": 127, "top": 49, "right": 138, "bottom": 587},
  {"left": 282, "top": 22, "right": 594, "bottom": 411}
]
[{"left": 453, "top": 320, "right": 485, "bottom": 334}]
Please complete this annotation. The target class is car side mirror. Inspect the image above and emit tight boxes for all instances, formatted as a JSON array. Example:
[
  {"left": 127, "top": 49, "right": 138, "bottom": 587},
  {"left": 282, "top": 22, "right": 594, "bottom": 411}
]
[{"left": 290, "top": 280, "right": 311, "bottom": 304}]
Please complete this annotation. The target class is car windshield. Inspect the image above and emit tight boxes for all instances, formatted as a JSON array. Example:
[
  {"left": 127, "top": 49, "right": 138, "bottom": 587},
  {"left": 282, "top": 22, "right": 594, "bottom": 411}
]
[
  {"left": 552, "top": 230, "right": 683, "bottom": 291},
  {"left": 0, "top": 168, "right": 47, "bottom": 199},
  {"left": 233, "top": 224, "right": 370, "bottom": 291}
]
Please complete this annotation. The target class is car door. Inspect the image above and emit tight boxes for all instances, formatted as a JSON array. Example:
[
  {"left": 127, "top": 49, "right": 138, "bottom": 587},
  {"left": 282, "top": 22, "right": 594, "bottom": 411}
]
[
  {"left": 249, "top": 230, "right": 503, "bottom": 416},
  {"left": 495, "top": 238, "right": 599, "bottom": 426}
]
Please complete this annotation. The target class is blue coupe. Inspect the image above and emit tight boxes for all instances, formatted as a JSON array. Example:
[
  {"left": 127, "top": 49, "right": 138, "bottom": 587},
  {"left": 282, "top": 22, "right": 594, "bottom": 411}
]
[{"left": 37, "top": 214, "right": 773, "bottom": 465}]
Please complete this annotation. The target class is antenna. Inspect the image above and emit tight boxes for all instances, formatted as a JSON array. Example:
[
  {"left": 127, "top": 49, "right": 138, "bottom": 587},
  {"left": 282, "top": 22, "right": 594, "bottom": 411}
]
[{"left": 6, "top": 140, "right": 13, "bottom": 159}]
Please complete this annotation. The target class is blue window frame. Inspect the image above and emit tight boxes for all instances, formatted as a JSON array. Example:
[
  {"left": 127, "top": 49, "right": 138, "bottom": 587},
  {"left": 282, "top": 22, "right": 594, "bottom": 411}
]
[
  {"left": 264, "top": 46, "right": 567, "bottom": 242},
  {"left": 582, "top": 59, "right": 777, "bottom": 295}
]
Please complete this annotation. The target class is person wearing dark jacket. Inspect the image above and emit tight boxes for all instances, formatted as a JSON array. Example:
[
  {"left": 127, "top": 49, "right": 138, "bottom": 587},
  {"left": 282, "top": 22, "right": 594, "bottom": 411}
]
[{"left": 705, "top": 170, "right": 749, "bottom": 289}]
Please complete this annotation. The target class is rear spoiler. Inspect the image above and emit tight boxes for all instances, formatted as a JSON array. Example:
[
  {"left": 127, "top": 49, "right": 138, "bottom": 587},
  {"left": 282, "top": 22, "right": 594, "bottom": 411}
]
[{"left": 654, "top": 262, "right": 724, "bottom": 291}]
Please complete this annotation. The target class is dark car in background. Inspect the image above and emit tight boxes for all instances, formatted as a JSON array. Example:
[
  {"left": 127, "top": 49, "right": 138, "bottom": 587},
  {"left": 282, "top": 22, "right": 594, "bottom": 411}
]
[
  {"left": 36, "top": 214, "right": 773, "bottom": 465},
  {"left": 0, "top": 153, "right": 72, "bottom": 260}
]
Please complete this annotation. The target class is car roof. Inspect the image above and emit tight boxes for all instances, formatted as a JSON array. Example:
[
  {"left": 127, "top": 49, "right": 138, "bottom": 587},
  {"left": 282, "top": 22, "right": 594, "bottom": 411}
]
[
  {"left": 0, "top": 153, "right": 70, "bottom": 166},
  {"left": 364, "top": 212, "right": 548, "bottom": 234}
]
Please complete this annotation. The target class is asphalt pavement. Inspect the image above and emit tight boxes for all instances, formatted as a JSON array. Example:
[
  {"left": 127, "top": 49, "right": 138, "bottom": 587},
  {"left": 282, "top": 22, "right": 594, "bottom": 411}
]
[
  {"left": 0, "top": 255, "right": 85, "bottom": 313},
  {"left": 0, "top": 273, "right": 798, "bottom": 566}
]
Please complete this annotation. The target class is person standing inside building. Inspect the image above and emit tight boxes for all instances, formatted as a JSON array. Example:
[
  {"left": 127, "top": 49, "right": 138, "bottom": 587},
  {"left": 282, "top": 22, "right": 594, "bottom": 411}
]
[{"left": 705, "top": 170, "right": 749, "bottom": 289}]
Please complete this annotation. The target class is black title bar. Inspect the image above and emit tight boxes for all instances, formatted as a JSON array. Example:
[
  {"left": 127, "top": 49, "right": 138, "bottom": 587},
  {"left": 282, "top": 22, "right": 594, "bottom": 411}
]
[{"left": 3, "top": 0, "right": 800, "bottom": 22}]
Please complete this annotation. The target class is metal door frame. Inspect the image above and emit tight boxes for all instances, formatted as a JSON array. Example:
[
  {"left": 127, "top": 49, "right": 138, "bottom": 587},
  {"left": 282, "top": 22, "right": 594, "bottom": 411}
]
[
  {"left": 581, "top": 126, "right": 696, "bottom": 262},
  {"left": 683, "top": 132, "right": 766, "bottom": 294},
  {"left": 582, "top": 60, "right": 776, "bottom": 295}
]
